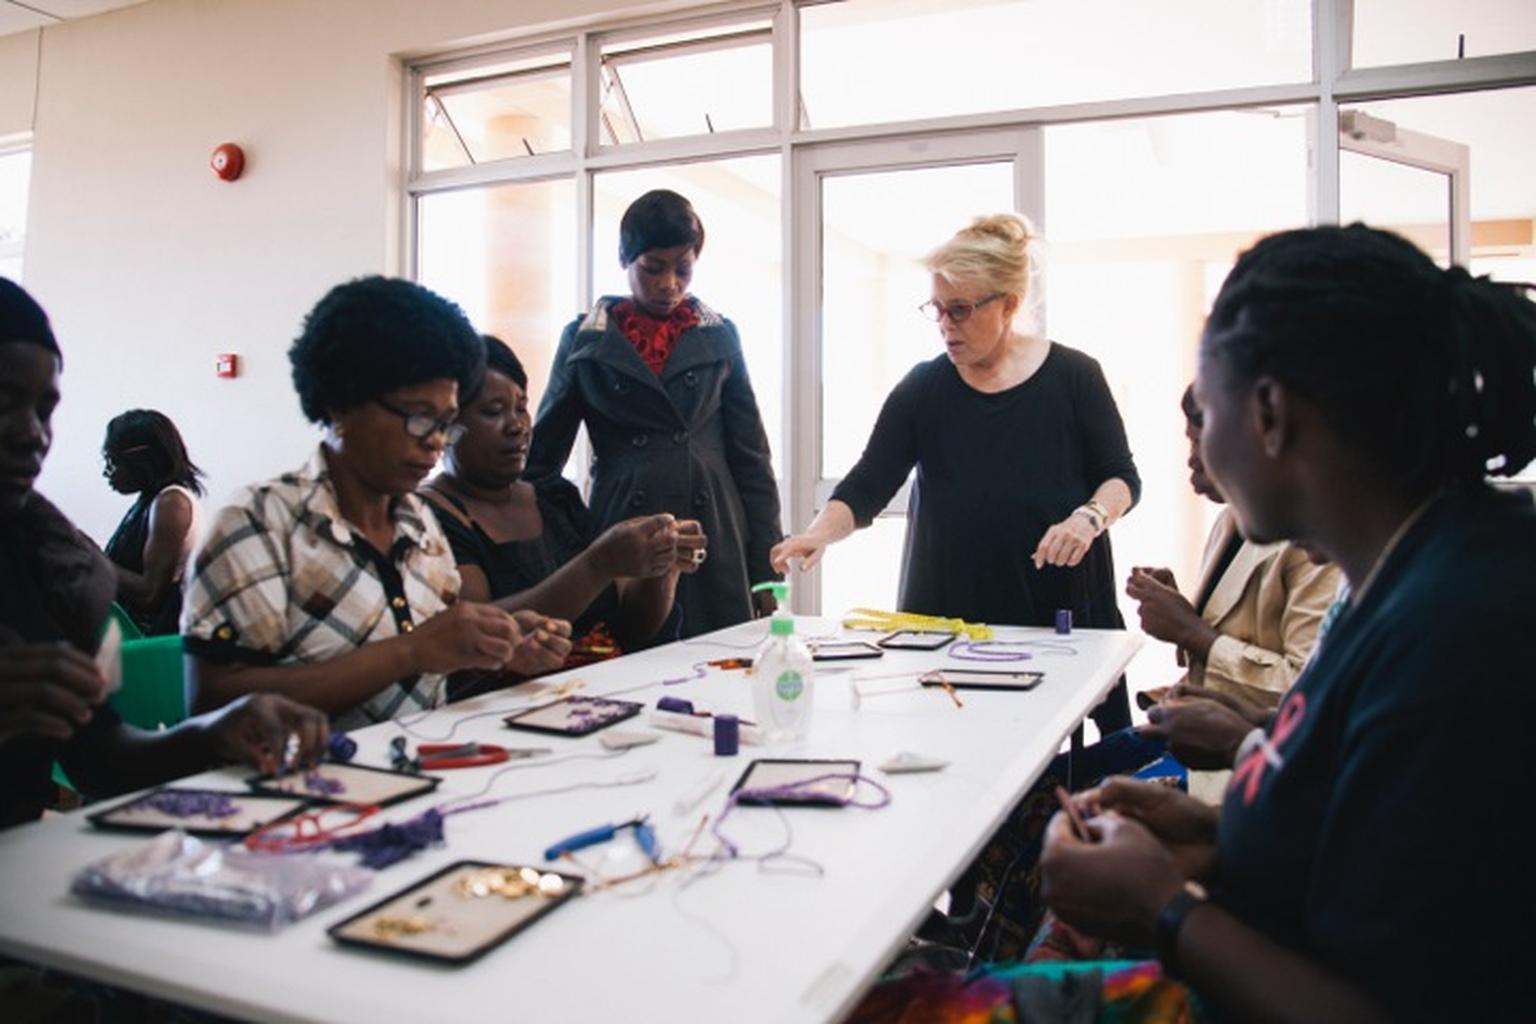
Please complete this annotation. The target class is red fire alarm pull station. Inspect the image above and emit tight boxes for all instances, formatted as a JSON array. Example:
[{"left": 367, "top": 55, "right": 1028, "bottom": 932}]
[
  {"left": 210, "top": 143, "right": 245, "bottom": 181},
  {"left": 216, "top": 353, "right": 239, "bottom": 378}
]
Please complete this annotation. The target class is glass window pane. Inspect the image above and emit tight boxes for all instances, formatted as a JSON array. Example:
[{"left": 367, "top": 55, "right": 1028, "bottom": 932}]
[
  {"left": 600, "top": 22, "right": 773, "bottom": 146},
  {"left": 423, "top": 54, "right": 572, "bottom": 171},
  {"left": 820, "top": 162, "right": 1016, "bottom": 478},
  {"left": 0, "top": 148, "right": 29, "bottom": 281},
  {"left": 592, "top": 157, "right": 784, "bottom": 477},
  {"left": 1340, "top": 151, "right": 1451, "bottom": 265},
  {"left": 818, "top": 515, "right": 907, "bottom": 618},
  {"left": 1337, "top": 88, "right": 1536, "bottom": 277},
  {"left": 416, "top": 179, "right": 578, "bottom": 412},
  {"left": 1333, "top": 87, "right": 1536, "bottom": 478},
  {"left": 1353, "top": 0, "right": 1536, "bottom": 68},
  {"left": 801, "top": 0, "right": 1311, "bottom": 130},
  {"left": 1044, "top": 108, "right": 1309, "bottom": 681}
]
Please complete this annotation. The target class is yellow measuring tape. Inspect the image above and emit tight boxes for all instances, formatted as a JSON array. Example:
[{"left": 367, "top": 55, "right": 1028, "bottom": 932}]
[{"left": 839, "top": 608, "right": 994, "bottom": 640}]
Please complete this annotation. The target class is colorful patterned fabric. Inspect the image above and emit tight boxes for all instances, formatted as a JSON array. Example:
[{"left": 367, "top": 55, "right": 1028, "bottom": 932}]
[
  {"left": 182, "top": 447, "right": 461, "bottom": 730},
  {"left": 846, "top": 960, "right": 1201, "bottom": 1024},
  {"left": 611, "top": 297, "right": 701, "bottom": 376}
]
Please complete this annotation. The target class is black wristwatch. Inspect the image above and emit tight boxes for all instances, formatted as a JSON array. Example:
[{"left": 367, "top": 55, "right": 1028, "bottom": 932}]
[{"left": 1155, "top": 879, "right": 1209, "bottom": 978}]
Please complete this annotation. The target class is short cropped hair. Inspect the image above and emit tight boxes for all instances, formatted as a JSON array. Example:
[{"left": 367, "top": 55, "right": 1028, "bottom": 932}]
[
  {"left": 618, "top": 189, "right": 705, "bottom": 267},
  {"left": 288, "top": 276, "right": 483, "bottom": 424},
  {"left": 462, "top": 334, "right": 528, "bottom": 405},
  {"left": 0, "top": 277, "right": 61, "bottom": 365}
]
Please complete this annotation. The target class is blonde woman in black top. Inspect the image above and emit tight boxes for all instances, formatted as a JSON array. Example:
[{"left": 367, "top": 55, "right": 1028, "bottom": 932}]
[{"left": 773, "top": 214, "right": 1140, "bottom": 729}]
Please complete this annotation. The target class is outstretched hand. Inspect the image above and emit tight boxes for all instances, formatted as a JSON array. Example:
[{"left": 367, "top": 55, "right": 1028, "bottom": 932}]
[
  {"left": 771, "top": 533, "right": 828, "bottom": 574},
  {"left": 1034, "top": 515, "right": 1098, "bottom": 569},
  {"left": 1040, "top": 809, "right": 1185, "bottom": 949},
  {"left": 593, "top": 514, "right": 681, "bottom": 579},
  {"left": 0, "top": 644, "right": 109, "bottom": 745},
  {"left": 508, "top": 611, "right": 573, "bottom": 675},
  {"left": 203, "top": 693, "right": 329, "bottom": 776},
  {"left": 1126, "top": 568, "right": 1215, "bottom": 659},
  {"left": 674, "top": 519, "right": 708, "bottom": 574},
  {"left": 1139, "top": 696, "right": 1255, "bottom": 770},
  {"left": 1082, "top": 776, "right": 1220, "bottom": 879}
]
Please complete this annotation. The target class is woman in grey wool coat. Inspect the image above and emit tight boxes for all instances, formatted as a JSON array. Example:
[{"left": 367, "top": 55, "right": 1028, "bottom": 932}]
[{"left": 525, "top": 189, "right": 783, "bottom": 637}]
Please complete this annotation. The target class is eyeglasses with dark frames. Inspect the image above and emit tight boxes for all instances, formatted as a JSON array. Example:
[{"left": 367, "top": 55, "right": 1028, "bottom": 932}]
[
  {"left": 373, "top": 398, "right": 466, "bottom": 444},
  {"left": 917, "top": 293, "right": 1005, "bottom": 324}
]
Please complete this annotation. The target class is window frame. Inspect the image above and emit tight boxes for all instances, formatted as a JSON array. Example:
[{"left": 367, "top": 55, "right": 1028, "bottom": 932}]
[
  {"left": 401, "top": 0, "right": 1536, "bottom": 612},
  {"left": 0, "top": 137, "right": 32, "bottom": 279}
]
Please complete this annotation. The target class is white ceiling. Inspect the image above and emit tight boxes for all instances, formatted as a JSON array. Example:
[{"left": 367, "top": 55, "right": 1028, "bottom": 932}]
[{"left": 0, "top": 0, "right": 147, "bottom": 37}]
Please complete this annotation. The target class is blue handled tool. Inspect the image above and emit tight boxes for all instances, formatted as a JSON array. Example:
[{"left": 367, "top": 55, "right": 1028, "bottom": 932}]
[
  {"left": 544, "top": 815, "right": 660, "bottom": 865},
  {"left": 631, "top": 818, "right": 659, "bottom": 864}
]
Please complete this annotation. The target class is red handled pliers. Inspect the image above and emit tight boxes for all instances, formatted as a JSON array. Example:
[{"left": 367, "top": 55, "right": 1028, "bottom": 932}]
[{"left": 413, "top": 742, "right": 549, "bottom": 770}]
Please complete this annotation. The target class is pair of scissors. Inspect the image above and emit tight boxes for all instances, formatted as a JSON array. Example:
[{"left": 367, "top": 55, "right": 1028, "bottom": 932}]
[{"left": 544, "top": 815, "right": 660, "bottom": 865}]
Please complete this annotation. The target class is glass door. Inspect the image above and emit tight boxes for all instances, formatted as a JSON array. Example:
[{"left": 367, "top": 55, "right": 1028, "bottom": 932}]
[
  {"left": 789, "top": 130, "right": 1040, "bottom": 614},
  {"left": 1338, "top": 108, "right": 1471, "bottom": 267}
]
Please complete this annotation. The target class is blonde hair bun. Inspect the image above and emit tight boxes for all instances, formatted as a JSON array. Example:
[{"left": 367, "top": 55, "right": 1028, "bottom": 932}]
[
  {"left": 960, "top": 213, "right": 1035, "bottom": 250},
  {"left": 923, "top": 212, "right": 1038, "bottom": 302}
]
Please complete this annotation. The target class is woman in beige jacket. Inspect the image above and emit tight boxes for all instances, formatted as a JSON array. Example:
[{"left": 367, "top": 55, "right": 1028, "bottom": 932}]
[{"left": 1126, "top": 386, "right": 1339, "bottom": 710}]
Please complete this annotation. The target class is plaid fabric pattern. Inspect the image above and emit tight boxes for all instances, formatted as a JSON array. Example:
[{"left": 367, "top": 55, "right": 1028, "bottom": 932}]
[{"left": 182, "top": 448, "right": 460, "bottom": 730}]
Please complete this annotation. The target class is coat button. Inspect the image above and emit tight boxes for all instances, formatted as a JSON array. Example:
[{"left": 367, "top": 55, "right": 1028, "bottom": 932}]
[
  {"left": 614, "top": 380, "right": 630, "bottom": 394},
  {"left": 683, "top": 371, "right": 697, "bottom": 387},
  {"left": 630, "top": 490, "right": 647, "bottom": 509},
  {"left": 672, "top": 431, "right": 688, "bottom": 446},
  {"left": 693, "top": 492, "right": 707, "bottom": 508},
  {"left": 631, "top": 434, "right": 649, "bottom": 448}
]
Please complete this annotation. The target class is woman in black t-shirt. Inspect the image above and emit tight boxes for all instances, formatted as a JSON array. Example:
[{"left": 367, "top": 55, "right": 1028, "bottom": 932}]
[
  {"left": 1030, "top": 226, "right": 1536, "bottom": 1022},
  {"left": 422, "top": 336, "right": 703, "bottom": 687}
]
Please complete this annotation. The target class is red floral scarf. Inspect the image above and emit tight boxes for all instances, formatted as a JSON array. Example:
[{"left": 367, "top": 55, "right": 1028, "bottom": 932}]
[{"left": 611, "top": 298, "right": 701, "bottom": 377}]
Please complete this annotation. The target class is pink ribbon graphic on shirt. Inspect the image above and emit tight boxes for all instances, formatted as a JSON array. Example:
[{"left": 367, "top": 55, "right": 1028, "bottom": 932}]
[{"left": 1231, "top": 690, "right": 1307, "bottom": 806}]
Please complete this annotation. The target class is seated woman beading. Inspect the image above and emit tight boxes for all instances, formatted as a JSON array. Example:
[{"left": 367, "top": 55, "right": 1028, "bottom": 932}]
[
  {"left": 101, "top": 408, "right": 205, "bottom": 636},
  {"left": 0, "top": 277, "right": 328, "bottom": 830},
  {"left": 422, "top": 336, "right": 703, "bottom": 687},
  {"left": 182, "top": 278, "right": 571, "bottom": 731}
]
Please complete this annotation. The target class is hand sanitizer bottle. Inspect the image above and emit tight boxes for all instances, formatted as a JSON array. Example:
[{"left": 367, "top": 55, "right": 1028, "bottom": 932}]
[{"left": 750, "top": 581, "right": 815, "bottom": 742}]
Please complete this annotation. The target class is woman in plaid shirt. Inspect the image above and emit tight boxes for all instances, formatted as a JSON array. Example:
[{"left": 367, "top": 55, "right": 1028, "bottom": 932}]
[{"left": 183, "top": 278, "right": 573, "bottom": 730}]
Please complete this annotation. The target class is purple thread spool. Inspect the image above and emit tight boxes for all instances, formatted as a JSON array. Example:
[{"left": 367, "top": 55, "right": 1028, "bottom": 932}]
[
  {"left": 658, "top": 696, "right": 695, "bottom": 714},
  {"left": 328, "top": 732, "right": 357, "bottom": 762},
  {"left": 713, "top": 714, "right": 739, "bottom": 756},
  {"left": 1054, "top": 609, "right": 1073, "bottom": 635}
]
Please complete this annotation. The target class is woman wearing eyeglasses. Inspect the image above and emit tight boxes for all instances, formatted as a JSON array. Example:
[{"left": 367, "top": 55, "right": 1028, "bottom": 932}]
[
  {"left": 182, "top": 277, "right": 571, "bottom": 730},
  {"left": 101, "top": 409, "right": 204, "bottom": 635},
  {"left": 772, "top": 213, "right": 1140, "bottom": 730}
]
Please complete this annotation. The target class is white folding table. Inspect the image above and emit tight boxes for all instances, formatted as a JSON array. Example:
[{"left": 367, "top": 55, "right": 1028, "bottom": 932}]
[{"left": 0, "top": 617, "right": 1137, "bottom": 1023}]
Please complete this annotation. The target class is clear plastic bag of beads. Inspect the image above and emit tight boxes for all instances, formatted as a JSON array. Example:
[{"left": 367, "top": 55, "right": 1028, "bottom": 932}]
[{"left": 71, "top": 830, "right": 372, "bottom": 930}]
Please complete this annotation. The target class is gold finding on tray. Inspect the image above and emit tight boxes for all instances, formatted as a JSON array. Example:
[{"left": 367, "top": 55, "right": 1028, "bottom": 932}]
[
  {"left": 372, "top": 914, "right": 435, "bottom": 940},
  {"left": 454, "top": 866, "right": 567, "bottom": 900}
]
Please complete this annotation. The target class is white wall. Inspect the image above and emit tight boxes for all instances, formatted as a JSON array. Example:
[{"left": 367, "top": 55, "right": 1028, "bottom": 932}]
[
  {"left": 15, "top": 0, "right": 704, "bottom": 544},
  {"left": 0, "top": 30, "right": 39, "bottom": 138}
]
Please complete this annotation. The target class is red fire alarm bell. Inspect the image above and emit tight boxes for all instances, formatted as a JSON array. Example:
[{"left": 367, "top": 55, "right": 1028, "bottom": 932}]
[
  {"left": 210, "top": 143, "right": 245, "bottom": 181},
  {"left": 216, "top": 353, "right": 239, "bottom": 378}
]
